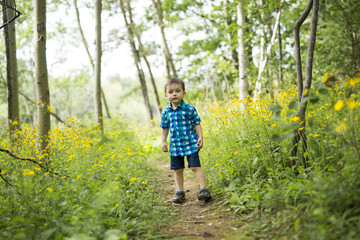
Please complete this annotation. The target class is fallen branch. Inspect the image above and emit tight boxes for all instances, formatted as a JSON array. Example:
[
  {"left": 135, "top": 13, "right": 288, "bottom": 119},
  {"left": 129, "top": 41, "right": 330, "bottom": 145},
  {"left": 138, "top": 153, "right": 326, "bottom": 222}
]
[{"left": 0, "top": 148, "right": 60, "bottom": 177}]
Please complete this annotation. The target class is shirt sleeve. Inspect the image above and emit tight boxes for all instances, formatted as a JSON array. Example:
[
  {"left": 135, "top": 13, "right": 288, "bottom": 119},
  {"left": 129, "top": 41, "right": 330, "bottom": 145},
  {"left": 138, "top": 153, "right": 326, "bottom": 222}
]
[
  {"left": 160, "top": 109, "right": 169, "bottom": 128},
  {"left": 189, "top": 107, "right": 201, "bottom": 125}
]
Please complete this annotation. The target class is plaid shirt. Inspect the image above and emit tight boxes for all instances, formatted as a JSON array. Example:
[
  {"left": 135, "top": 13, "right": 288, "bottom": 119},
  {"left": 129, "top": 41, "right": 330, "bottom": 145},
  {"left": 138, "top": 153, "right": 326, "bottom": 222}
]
[{"left": 160, "top": 100, "right": 201, "bottom": 157}]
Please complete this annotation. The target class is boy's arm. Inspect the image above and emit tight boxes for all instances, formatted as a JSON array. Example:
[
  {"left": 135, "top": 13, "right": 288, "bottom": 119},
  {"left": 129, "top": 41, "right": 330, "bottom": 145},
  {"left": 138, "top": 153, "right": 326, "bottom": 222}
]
[
  {"left": 195, "top": 124, "right": 203, "bottom": 150},
  {"left": 162, "top": 128, "right": 169, "bottom": 152}
]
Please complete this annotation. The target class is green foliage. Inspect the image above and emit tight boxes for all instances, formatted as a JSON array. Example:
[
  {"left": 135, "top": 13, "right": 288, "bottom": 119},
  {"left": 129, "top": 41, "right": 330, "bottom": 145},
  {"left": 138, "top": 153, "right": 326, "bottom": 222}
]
[
  {"left": 198, "top": 73, "right": 360, "bottom": 239},
  {"left": 0, "top": 118, "right": 172, "bottom": 239}
]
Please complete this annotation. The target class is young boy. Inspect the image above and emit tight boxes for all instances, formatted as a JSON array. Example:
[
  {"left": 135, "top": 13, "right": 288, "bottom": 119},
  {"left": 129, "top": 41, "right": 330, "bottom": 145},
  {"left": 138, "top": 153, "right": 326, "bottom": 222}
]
[{"left": 160, "top": 77, "right": 211, "bottom": 203}]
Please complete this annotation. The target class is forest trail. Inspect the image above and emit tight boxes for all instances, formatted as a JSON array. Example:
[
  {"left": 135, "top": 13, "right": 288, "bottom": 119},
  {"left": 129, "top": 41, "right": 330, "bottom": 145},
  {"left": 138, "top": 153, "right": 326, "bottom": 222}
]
[{"left": 154, "top": 159, "right": 244, "bottom": 240}]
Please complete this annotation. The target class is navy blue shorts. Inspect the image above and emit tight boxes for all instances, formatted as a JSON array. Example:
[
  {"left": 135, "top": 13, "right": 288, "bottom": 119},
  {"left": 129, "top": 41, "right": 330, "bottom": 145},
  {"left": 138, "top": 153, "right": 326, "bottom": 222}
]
[{"left": 170, "top": 151, "right": 201, "bottom": 170}]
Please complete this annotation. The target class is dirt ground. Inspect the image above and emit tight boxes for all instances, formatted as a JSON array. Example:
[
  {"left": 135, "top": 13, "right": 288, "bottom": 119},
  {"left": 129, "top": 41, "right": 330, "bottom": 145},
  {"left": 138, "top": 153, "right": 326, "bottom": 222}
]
[{"left": 155, "top": 161, "right": 245, "bottom": 240}]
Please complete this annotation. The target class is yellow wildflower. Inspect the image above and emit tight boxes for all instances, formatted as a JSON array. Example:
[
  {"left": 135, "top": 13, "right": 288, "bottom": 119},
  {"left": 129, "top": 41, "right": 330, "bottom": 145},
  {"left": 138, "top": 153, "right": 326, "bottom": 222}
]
[
  {"left": 213, "top": 163, "right": 221, "bottom": 167},
  {"left": 334, "top": 100, "right": 344, "bottom": 111},
  {"left": 303, "top": 89, "right": 309, "bottom": 96},
  {"left": 347, "top": 99, "right": 357, "bottom": 110},
  {"left": 130, "top": 177, "right": 137, "bottom": 182},
  {"left": 47, "top": 188, "right": 53, "bottom": 193},
  {"left": 322, "top": 72, "right": 330, "bottom": 83},
  {"left": 290, "top": 116, "right": 300, "bottom": 122},
  {"left": 115, "top": 203, "right": 120, "bottom": 207},
  {"left": 114, "top": 186, "right": 119, "bottom": 189},
  {"left": 23, "top": 169, "right": 35, "bottom": 176},
  {"left": 309, "top": 133, "right": 319, "bottom": 137}
]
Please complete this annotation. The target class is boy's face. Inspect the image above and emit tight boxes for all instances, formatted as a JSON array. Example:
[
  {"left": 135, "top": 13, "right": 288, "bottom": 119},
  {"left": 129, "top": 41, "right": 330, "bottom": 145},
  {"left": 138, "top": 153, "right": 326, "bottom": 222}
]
[{"left": 165, "top": 83, "right": 186, "bottom": 106}]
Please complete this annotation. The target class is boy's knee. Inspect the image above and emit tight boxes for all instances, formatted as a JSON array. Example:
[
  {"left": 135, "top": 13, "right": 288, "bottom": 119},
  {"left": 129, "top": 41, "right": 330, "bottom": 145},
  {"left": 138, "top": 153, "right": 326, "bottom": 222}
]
[
  {"left": 174, "top": 168, "right": 184, "bottom": 173},
  {"left": 190, "top": 167, "right": 201, "bottom": 172}
]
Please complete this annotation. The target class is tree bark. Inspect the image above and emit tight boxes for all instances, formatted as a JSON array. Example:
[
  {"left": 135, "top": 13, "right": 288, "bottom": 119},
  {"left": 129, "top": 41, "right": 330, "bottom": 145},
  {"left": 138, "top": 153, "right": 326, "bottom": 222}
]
[
  {"left": 237, "top": 0, "right": 249, "bottom": 110},
  {"left": 120, "top": 0, "right": 153, "bottom": 123},
  {"left": 3, "top": 0, "right": 20, "bottom": 138},
  {"left": 277, "top": 22, "right": 283, "bottom": 87},
  {"left": 74, "top": 0, "right": 111, "bottom": 119},
  {"left": 142, "top": 54, "right": 163, "bottom": 116},
  {"left": 290, "top": 0, "right": 319, "bottom": 169},
  {"left": 94, "top": 0, "right": 103, "bottom": 132},
  {"left": 294, "top": 0, "right": 313, "bottom": 102},
  {"left": 151, "top": 0, "right": 178, "bottom": 78},
  {"left": 130, "top": 8, "right": 162, "bottom": 116},
  {"left": 34, "top": 0, "right": 50, "bottom": 156},
  {"left": 253, "top": 4, "right": 282, "bottom": 103}
]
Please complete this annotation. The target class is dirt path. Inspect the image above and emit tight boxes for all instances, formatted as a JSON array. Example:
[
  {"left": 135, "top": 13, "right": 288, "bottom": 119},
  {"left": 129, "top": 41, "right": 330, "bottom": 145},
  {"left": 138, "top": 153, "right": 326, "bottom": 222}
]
[{"left": 155, "top": 160, "right": 244, "bottom": 240}]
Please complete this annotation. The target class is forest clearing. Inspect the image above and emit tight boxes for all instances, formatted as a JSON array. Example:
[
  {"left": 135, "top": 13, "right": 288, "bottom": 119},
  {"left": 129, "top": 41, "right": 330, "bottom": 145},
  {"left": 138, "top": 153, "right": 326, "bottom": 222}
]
[{"left": 1, "top": 0, "right": 360, "bottom": 239}]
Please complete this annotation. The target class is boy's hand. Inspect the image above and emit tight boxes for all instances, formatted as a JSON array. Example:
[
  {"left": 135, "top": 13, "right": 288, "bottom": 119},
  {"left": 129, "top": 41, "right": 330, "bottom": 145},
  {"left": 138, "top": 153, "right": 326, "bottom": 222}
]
[
  {"left": 197, "top": 138, "right": 203, "bottom": 150},
  {"left": 162, "top": 142, "right": 168, "bottom": 152}
]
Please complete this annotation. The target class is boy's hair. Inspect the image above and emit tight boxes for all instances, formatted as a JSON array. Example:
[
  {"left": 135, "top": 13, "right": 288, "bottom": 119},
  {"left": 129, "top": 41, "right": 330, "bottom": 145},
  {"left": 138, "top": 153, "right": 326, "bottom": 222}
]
[{"left": 164, "top": 77, "right": 185, "bottom": 92}]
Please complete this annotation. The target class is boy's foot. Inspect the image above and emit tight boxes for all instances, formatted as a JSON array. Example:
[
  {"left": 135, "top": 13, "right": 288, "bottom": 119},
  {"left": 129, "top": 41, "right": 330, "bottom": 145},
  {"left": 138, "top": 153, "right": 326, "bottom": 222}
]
[
  {"left": 198, "top": 188, "right": 211, "bottom": 201},
  {"left": 172, "top": 190, "right": 185, "bottom": 203}
]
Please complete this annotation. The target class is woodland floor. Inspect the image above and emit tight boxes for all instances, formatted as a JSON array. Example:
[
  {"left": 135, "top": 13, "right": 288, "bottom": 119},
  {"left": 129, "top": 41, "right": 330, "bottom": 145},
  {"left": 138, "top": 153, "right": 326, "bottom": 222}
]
[{"left": 153, "top": 159, "right": 247, "bottom": 240}]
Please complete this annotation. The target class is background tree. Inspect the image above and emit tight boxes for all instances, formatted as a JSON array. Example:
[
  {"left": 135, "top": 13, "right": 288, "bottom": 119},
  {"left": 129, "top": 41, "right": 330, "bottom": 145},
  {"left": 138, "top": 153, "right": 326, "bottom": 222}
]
[
  {"left": 120, "top": 0, "right": 153, "bottom": 123},
  {"left": 290, "top": 0, "right": 319, "bottom": 169},
  {"left": 151, "top": 0, "right": 177, "bottom": 79},
  {"left": 237, "top": 0, "right": 248, "bottom": 109},
  {"left": 2, "top": 0, "right": 20, "bottom": 138},
  {"left": 34, "top": 0, "right": 50, "bottom": 156},
  {"left": 94, "top": 0, "right": 103, "bottom": 132},
  {"left": 74, "top": 0, "right": 111, "bottom": 119}
]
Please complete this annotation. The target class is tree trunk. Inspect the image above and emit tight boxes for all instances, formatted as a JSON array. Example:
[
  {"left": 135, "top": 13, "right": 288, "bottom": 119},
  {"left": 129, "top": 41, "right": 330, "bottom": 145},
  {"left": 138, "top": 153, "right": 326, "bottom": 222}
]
[
  {"left": 151, "top": 0, "right": 177, "bottom": 78},
  {"left": 143, "top": 54, "right": 162, "bottom": 116},
  {"left": 253, "top": 4, "right": 282, "bottom": 102},
  {"left": 74, "top": 0, "right": 111, "bottom": 119},
  {"left": 237, "top": 0, "right": 249, "bottom": 110},
  {"left": 290, "top": 0, "right": 319, "bottom": 169},
  {"left": 3, "top": 0, "right": 20, "bottom": 138},
  {"left": 205, "top": 68, "right": 217, "bottom": 102},
  {"left": 34, "top": 0, "right": 50, "bottom": 156},
  {"left": 120, "top": 0, "right": 153, "bottom": 123},
  {"left": 94, "top": 0, "right": 103, "bottom": 132},
  {"left": 277, "top": 22, "right": 283, "bottom": 87},
  {"left": 0, "top": 76, "right": 64, "bottom": 123},
  {"left": 130, "top": 10, "right": 162, "bottom": 116},
  {"left": 294, "top": 0, "right": 313, "bottom": 102}
]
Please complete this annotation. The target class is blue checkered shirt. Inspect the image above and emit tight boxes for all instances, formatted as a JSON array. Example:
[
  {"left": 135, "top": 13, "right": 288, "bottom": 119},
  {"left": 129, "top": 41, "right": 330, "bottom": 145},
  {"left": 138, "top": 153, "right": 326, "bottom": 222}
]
[{"left": 160, "top": 100, "right": 201, "bottom": 157}]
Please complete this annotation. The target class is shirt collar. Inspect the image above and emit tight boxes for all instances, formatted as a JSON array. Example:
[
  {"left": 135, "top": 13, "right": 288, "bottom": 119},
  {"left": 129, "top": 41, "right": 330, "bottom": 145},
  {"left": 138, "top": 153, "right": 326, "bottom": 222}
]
[{"left": 166, "top": 100, "right": 186, "bottom": 110}]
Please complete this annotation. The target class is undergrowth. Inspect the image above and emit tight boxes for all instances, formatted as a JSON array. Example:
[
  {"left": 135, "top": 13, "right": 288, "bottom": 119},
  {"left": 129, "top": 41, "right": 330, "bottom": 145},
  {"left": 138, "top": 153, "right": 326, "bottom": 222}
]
[
  {"left": 196, "top": 73, "right": 360, "bottom": 239},
  {"left": 0, "top": 118, "right": 172, "bottom": 240}
]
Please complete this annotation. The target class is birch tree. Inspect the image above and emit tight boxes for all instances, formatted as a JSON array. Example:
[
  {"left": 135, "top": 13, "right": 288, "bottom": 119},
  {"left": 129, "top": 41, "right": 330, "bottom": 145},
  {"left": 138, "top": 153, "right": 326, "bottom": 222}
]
[
  {"left": 253, "top": 3, "right": 282, "bottom": 102},
  {"left": 237, "top": 0, "right": 248, "bottom": 110},
  {"left": 34, "top": 0, "right": 50, "bottom": 155},
  {"left": 94, "top": 0, "right": 103, "bottom": 132}
]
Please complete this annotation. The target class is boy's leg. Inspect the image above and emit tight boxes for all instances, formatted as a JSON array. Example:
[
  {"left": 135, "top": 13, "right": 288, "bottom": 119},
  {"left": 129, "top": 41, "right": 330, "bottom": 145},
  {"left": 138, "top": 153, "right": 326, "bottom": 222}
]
[
  {"left": 190, "top": 167, "right": 206, "bottom": 189},
  {"left": 173, "top": 168, "right": 185, "bottom": 203},
  {"left": 174, "top": 168, "right": 185, "bottom": 191}
]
